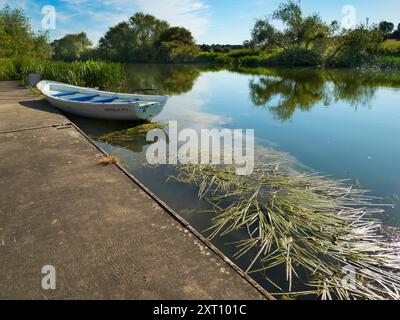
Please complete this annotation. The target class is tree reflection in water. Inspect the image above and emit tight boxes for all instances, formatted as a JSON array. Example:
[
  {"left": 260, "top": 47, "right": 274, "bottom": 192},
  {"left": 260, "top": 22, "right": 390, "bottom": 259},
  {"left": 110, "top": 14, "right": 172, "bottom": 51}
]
[
  {"left": 124, "top": 63, "right": 204, "bottom": 95},
  {"left": 248, "top": 68, "right": 400, "bottom": 121}
]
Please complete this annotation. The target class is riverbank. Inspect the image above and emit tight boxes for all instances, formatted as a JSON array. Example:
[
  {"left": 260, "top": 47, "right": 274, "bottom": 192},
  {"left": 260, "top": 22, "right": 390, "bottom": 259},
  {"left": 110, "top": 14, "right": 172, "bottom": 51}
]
[
  {"left": 0, "top": 81, "right": 272, "bottom": 299},
  {"left": 194, "top": 48, "right": 400, "bottom": 69},
  {"left": 2, "top": 48, "right": 400, "bottom": 94}
]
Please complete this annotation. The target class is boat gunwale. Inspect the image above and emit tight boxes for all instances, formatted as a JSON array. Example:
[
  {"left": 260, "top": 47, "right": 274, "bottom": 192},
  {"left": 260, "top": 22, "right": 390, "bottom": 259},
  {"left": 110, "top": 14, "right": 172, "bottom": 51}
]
[{"left": 37, "top": 80, "right": 169, "bottom": 106}]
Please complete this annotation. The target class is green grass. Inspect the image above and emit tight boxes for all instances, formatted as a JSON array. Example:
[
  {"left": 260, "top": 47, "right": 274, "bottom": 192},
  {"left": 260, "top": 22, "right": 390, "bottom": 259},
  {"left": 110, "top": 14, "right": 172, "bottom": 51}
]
[
  {"left": 374, "top": 55, "right": 400, "bottom": 69},
  {"left": 377, "top": 40, "right": 400, "bottom": 58},
  {"left": 382, "top": 39, "right": 400, "bottom": 50},
  {"left": 0, "top": 57, "right": 127, "bottom": 91},
  {"left": 194, "top": 47, "right": 327, "bottom": 68},
  {"left": 193, "top": 44, "right": 400, "bottom": 70}
]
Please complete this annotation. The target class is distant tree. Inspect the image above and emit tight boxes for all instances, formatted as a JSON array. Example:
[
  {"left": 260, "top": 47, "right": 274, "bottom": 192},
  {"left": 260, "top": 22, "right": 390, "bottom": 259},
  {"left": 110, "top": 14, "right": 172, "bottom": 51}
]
[
  {"left": 52, "top": 33, "right": 92, "bottom": 61},
  {"left": 0, "top": 5, "right": 51, "bottom": 59},
  {"left": 243, "top": 40, "right": 253, "bottom": 49},
  {"left": 199, "top": 44, "right": 211, "bottom": 52},
  {"left": 378, "top": 21, "right": 394, "bottom": 34},
  {"left": 250, "top": 1, "right": 335, "bottom": 50},
  {"left": 391, "top": 23, "right": 400, "bottom": 40},
  {"left": 98, "top": 12, "right": 169, "bottom": 62},
  {"left": 391, "top": 29, "right": 400, "bottom": 40},
  {"left": 157, "top": 27, "right": 199, "bottom": 62}
]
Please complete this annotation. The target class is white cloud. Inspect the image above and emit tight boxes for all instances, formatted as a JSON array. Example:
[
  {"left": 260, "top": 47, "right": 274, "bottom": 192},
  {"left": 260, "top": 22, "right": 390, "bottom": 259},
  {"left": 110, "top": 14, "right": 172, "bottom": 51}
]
[
  {"left": 99, "top": 0, "right": 210, "bottom": 41},
  {"left": 35, "top": 0, "right": 210, "bottom": 43},
  {"left": 135, "top": 0, "right": 210, "bottom": 40}
]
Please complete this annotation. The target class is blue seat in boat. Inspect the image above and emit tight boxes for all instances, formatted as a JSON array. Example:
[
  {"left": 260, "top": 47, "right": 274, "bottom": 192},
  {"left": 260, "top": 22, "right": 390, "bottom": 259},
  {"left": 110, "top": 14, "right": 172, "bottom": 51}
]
[
  {"left": 53, "top": 91, "right": 79, "bottom": 97},
  {"left": 93, "top": 96, "right": 119, "bottom": 103},
  {"left": 68, "top": 94, "right": 99, "bottom": 101},
  {"left": 120, "top": 98, "right": 140, "bottom": 103}
]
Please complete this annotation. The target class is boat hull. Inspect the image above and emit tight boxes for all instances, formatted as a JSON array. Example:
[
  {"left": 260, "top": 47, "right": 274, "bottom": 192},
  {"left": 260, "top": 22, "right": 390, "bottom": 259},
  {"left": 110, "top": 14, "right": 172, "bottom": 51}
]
[
  {"left": 46, "top": 96, "right": 164, "bottom": 121},
  {"left": 37, "top": 80, "right": 168, "bottom": 121}
]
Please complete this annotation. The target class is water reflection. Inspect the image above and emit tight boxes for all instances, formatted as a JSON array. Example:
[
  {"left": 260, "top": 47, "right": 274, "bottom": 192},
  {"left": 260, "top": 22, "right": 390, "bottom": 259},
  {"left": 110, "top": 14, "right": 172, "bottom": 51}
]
[
  {"left": 67, "top": 64, "right": 400, "bottom": 297},
  {"left": 124, "top": 65, "right": 400, "bottom": 123},
  {"left": 247, "top": 68, "right": 400, "bottom": 121},
  {"left": 124, "top": 64, "right": 204, "bottom": 95}
]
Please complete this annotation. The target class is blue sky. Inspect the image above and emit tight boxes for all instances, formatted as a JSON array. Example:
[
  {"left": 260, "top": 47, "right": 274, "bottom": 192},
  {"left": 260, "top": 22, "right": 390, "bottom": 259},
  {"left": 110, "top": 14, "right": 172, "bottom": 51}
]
[{"left": 2, "top": 0, "right": 400, "bottom": 45}]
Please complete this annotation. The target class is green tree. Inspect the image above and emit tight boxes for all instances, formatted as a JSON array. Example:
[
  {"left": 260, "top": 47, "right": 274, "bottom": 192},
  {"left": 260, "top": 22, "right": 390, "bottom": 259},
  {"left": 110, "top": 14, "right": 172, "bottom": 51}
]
[
  {"left": 98, "top": 12, "right": 169, "bottom": 62},
  {"left": 156, "top": 27, "right": 199, "bottom": 62},
  {"left": 251, "top": 1, "right": 334, "bottom": 50},
  {"left": 249, "top": 1, "right": 385, "bottom": 67},
  {"left": 0, "top": 15, "right": 11, "bottom": 56},
  {"left": 378, "top": 21, "right": 394, "bottom": 34},
  {"left": 390, "top": 23, "right": 400, "bottom": 40},
  {"left": 251, "top": 20, "right": 285, "bottom": 48},
  {"left": 52, "top": 32, "right": 92, "bottom": 61},
  {"left": 326, "top": 25, "right": 384, "bottom": 66},
  {"left": 0, "top": 5, "right": 51, "bottom": 59}
]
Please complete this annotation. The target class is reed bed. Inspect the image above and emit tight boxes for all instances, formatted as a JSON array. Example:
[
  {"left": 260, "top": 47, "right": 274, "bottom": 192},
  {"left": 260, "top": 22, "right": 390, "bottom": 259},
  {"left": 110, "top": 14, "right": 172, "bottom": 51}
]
[
  {"left": 170, "top": 153, "right": 400, "bottom": 300},
  {"left": 0, "top": 57, "right": 127, "bottom": 91}
]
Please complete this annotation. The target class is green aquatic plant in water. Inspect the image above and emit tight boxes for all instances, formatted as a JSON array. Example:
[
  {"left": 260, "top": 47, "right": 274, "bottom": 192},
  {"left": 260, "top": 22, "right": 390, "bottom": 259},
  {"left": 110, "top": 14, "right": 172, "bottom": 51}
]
[
  {"left": 170, "top": 152, "right": 400, "bottom": 300},
  {"left": 98, "top": 122, "right": 166, "bottom": 151}
]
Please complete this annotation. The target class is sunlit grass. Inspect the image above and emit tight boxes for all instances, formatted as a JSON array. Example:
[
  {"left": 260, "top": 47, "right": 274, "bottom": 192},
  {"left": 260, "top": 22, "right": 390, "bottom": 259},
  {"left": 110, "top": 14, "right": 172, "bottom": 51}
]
[
  {"left": 97, "top": 155, "right": 120, "bottom": 166},
  {"left": 382, "top": 39, "right": 400, "bottom": 51}
]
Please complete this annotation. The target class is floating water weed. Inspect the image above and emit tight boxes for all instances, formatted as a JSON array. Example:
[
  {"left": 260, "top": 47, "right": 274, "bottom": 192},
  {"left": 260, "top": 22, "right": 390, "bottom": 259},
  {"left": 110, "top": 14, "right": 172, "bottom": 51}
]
[{"left": 170, "top": 153, "right": 400, "bottom": 300}]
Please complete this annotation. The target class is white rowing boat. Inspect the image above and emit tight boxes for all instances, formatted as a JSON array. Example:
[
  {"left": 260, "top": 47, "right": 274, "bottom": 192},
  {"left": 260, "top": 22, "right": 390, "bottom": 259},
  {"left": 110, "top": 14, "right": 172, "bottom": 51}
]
[{"left": 36, "top": 80, "right": 168, "bottom": 121}]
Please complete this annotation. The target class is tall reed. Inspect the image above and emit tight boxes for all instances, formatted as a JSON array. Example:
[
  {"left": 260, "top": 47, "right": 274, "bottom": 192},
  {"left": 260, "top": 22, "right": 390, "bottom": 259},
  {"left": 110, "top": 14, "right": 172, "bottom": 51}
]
[{"left": 0, "top": 57, "right": 127, "bottom": 91}]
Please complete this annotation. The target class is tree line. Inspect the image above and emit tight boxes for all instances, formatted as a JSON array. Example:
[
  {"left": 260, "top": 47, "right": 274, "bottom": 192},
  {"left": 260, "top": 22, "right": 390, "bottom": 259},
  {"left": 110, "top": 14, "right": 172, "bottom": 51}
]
[
  {"left": 246, "top": 1, "right": 391, "bottom": 67},
  {"left": 53, "top": 13, "right": 201, "bottom": 62},
  {"left": 0, "top": 1, "right": 399, "bottom": 67},
  {"left": 0, "top": 6, "right": 199, "bottom": 63},
  {"left": 378, "top": 21, "right": 400, "bottom": 40}
]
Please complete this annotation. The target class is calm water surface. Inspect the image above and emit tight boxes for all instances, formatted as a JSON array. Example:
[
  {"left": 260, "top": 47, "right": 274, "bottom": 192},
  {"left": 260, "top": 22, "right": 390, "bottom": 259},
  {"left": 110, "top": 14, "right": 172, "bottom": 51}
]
[{"left": 69, "top": 64, "right": 400, "bottom": 295}]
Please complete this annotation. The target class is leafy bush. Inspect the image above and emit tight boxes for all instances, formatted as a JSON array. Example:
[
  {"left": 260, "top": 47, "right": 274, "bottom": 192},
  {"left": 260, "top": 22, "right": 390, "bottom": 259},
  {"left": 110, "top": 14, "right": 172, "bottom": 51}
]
[
  {"left": 374, "top": 55, "right": 400, "bottom": 69},
  {"left": 193, "top": 52, "right": 221, "bottom": 63},
  {"left": 269, "top": 48, "right": 322, "bottom": 66},
  {"left": 224, "top": 48, "right": 263, "bottom": 59}
]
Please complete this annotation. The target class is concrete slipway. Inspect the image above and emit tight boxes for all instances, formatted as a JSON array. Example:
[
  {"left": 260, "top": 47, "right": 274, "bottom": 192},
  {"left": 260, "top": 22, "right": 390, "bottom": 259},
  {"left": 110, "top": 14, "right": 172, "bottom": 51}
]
[{"left": 0, "top": 81, "right": 273, "bottom": 300}]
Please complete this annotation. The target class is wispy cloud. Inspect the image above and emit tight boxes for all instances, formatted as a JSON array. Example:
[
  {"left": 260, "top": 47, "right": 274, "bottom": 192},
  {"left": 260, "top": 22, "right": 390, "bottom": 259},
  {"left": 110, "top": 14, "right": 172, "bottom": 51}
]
[
  {"left": 95, "top": 0, "right": 210, "bottom": 40},
  {"left": 1, "top": 0, "right": 210, "bottom": 43},
  {"left": 135, "top": 0, "right": 210, "bottom": 39}
]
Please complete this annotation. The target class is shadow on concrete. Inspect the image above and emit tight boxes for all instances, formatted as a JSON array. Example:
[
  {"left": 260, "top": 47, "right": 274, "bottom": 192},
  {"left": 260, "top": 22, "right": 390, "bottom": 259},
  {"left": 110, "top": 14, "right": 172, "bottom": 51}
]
[
  {"left": 20, "top": 99, "right": 149, "bottom": 145},
  {"left": 67, "top": 114, "right": 146, "bottom": 137},
  {"left": 19, "top": 100, "right": 62, "bottom": 115}
]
